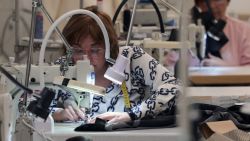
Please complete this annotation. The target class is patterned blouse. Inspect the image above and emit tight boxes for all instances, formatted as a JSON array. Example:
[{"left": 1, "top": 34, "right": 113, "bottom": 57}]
[{"left": 89, "top": 46, "right": 181, "bottom": 119}]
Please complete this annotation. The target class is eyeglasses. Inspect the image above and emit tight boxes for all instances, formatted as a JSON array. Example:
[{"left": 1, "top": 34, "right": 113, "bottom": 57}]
[{"left": 71, "top": 43, "right": 104, "bottom": 59}]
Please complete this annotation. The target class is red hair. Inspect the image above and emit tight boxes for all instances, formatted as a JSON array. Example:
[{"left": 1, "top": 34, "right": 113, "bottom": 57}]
[{"left": 62, "top": 6, "right": 119, "bottom": 60}]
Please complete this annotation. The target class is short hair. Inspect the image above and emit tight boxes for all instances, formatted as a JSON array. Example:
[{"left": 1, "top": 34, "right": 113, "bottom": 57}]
[{"left": 62, "top": 6, "right": 119, "bottom": 60}]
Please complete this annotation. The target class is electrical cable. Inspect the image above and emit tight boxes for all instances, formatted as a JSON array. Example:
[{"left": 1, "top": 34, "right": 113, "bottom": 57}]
[
  {"left": 112, "top": 0, "right": 165, "bottom": 33},
  {"left": 0, "top": 65, "right": 33, "bottom": 94},
  {"left": 112, "top": 0, "right": 127, "bottom": 25},
  {"left": 150, "top": 0, "right": 165, "bottom": 33}
]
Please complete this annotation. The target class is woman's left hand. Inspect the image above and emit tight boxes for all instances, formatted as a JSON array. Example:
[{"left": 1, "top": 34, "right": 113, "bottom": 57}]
[{"left": 89, "top": 112, "right": 131, "bottom": 124}]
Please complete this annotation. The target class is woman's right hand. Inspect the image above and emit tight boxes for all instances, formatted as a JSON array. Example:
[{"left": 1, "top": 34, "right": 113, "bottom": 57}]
[
  {"left": 201, "top": 53, "right": 229, "bottom": 66},
  {"left": 52, "top": 106, "right": 86, "bottom": 122}
]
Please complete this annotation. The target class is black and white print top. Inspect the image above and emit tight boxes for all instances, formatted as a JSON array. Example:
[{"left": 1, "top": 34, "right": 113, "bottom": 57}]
[{"left": 90, "top": 46, "right": 180, "bottom": 119}]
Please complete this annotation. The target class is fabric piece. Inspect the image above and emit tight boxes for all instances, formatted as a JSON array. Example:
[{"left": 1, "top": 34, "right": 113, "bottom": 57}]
[
  {"left": 190, "top": 103, "right": 250, "bottom": 140},
  {"left": 74, "top": 118, "right": 107, "bottom": 131}
]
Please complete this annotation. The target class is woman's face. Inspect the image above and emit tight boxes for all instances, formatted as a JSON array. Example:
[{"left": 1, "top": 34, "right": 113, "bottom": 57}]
[
  {"left": 209, "top": 0, "right": 229, "bottom": 20},
  {"left": 164, "top": 50, "right": 180, "bottom": 66},
  {"left": 73, "top": 35, "right": 107, "bottom": 72}
]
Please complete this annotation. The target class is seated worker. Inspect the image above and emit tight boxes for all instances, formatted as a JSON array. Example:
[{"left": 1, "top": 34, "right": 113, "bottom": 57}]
[
  {"left": 52, "top": 6, "right": 181, "bottom": 124},
  {"left": 165, "top": 0, "right": 250, "bottom": 69},
  {"left": 193, "top": 0, "right": 250, "bottom": 66},
  {"left": 163, "top": 49, "right": 200, "bottom": 76}
]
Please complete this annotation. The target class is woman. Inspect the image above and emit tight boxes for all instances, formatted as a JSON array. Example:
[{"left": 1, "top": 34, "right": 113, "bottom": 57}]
[
  {"left": 53, "top": 6, "right": 180, "bottom": 124},
  {"left": 194, "top": 0, "right": 250, "bottom": 66}
]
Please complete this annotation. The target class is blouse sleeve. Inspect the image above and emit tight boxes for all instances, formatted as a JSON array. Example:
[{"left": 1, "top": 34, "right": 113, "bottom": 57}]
[
  {"left": 121, "top": 46, "right": 181, "bottom": 119},
  {"left": 240, "top": 24, "right": 250, "bottom": 65}
]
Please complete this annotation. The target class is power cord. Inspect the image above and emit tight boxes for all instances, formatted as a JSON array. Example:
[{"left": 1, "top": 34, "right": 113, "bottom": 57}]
[{"left": 0, "top": 65, "right": 33, "bottom": 94}]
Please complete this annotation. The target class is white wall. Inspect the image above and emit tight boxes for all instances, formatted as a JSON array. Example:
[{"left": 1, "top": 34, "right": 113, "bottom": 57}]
[
  {"left": 227, "top": 0, "right": 250, "bottom": 15},
  {"left": 42, "top": 0, "right": 121, "bottom": 31},
  {"left": 0, "top": 0, "right": 32, "bottom": 64}
]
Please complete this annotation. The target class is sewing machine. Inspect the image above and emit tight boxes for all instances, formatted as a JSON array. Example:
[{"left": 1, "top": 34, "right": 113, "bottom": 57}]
[{"left": 0, "top": 62, "right": 99, "bottom": 141}]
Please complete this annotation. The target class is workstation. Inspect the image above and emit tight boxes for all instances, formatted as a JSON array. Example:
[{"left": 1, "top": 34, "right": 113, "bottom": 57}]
[{"left": 1, "top": 0, "right": 250, "bottom": 141}]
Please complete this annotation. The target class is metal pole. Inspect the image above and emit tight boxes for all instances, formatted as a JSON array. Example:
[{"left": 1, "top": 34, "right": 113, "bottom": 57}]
[
  {"left": 24, "top": 0, "right": 38, "bottom": 106},
  {"left": 178, "top": 0, "right": 192, "bottom": 140},
  {"left": 125, "top": 0, "right": 138, "bottom": 46},
  {"left": 80, "top": 0, "right": 84, "bottom": 9},
  {"left": 14, "top": 0, "right": 20, "bottom": 61}
]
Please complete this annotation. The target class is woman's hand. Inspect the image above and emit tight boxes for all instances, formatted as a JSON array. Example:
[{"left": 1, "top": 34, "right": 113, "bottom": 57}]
[
  {"left": 52, "top": 106, "right": 86, "bottom": 122},
  {"left": 202, "top": 53, "right": 229, "bottom": 66},
  {"left": 89, "top": 112, "right": 131, "bottom": 124}
]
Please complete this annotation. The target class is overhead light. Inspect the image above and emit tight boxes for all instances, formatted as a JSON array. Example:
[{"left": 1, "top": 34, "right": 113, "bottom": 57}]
[{"left": 104, "top": 53, "right": 129, "bottom": 85}]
